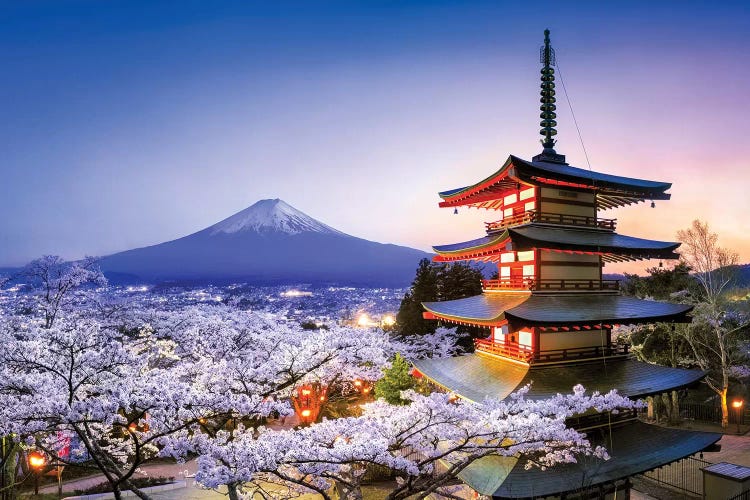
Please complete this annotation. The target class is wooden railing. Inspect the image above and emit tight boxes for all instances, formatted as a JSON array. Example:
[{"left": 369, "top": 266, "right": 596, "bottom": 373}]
[
  {"left": 475, "top": 340, "right": 630, "bottom": 364},
  {"left": 481, "top": 278, "right": 619, "bottom": 292},
  {"left": 485, "top": 210, "right": 617, "bottom": 232},
  {"left": 474, "top": 338, "right": 534, "bottom": 362},
  {"left": 532, "top": 344, "right": 629, "bottom": 363}
]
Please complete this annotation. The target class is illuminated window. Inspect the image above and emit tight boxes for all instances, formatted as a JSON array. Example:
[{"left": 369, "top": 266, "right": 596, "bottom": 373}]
[
  {"left": 500, "top": 252, "right": 516, "bottom": 263},
  {"left": 517, "top": 251, "right": 534, "bottom": 262},
  {"left": 520, "top": 188, "right": 535, "bottom": 201},
  {"left": 504, "top": 193, "right": 518, "bottom": 205}
]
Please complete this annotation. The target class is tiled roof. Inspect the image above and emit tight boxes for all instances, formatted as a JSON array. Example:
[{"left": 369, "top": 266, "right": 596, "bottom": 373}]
[
  {"left": 413, "top": 354, "right": 707, "bottom": 403},
  {"left": 459, "top": 421, "right": 721, "bottom": 498},
  {"left": 422, "top": 293, "right": 693, "bottom": 326}
]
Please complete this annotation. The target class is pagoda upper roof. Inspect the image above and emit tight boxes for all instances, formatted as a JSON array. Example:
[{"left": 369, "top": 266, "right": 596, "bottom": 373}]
[
  {"left": 422, "top": 293, "right": 693, "bottom": 327},
  {"left": 432, "top": 224, "right": 681, "bottom": 263},
  {"left": 413, "top": 354, "right": 705, "bottom": 403},
  {"left": 457, "top": 421, "right": 720, "bottom": 499},
  {"left": 439, "top": 155, "right": 672, "bottom": 209}
]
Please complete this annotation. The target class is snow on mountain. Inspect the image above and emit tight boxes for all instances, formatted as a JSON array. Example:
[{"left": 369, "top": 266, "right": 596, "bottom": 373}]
[
  {"left": 99, "top": 199, "right": 430, "bottom": 286},
  {"left": 209, "top": 199, "right": 346, "bottom": 236}
]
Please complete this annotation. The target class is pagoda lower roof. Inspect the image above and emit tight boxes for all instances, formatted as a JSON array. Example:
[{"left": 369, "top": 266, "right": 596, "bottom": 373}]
[
  {"left": 439, "top": 155, "right": 672, "bottom": 210},
  {"left": 457, "top": 421, "right": 721, "bottom": 499},
  {"left": 422, "top": 293, "right": 693, "bottom": 327},
  {"left": 412, "top": 354, "right": 706, "bottom": 402},
  {"left": 433, "top": 224, "right": 680, "bottom": 263}
]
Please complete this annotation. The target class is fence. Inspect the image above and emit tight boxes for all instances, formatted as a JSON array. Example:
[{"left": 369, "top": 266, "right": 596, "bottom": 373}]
[
  {"left": 680, "top": 402, "right": 750, "bottom": 425},
  {"left": 641, "top": 456, "right": 712, "bottom": 496},
  {"left": 728, "top": 489, "right": 750, "bottom": 500}
]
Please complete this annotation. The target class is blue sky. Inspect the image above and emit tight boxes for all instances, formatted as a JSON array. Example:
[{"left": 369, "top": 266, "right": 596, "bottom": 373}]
[{"left": 1, "top": 1, "right": 748, "bottom": 272}]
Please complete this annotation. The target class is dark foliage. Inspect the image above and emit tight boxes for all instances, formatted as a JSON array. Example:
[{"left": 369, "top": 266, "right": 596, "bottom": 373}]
[{"left": 396, "top": 259, "right": 486, "bottom": 349}]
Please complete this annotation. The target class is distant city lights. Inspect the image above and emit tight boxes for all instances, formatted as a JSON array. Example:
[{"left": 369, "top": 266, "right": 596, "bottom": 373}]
[{"left": 281, "top": 289, "right": 314, "bottom": 297}]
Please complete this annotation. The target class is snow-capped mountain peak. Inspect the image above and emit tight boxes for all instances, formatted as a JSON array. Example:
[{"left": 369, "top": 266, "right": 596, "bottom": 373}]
[{"left": 208, "top": 199, "right": 346, "bottom": 236}]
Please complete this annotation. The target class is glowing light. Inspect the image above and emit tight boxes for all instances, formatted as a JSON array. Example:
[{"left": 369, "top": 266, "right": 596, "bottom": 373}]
[
  {"left": 28, "top": 451, "right": 46, "bottom": 469},
  {"left": 301, "top": 389, "right": 312, "bottom": 396},
  {"left": 300, "top": 409, "right": 312, "bottom": 418},
  {"left": 732, "top": 400, "right": 744, "bottom": 409},
  {"left": 381, "top": 314, "right": 396, "bottom": 327},
  {"left": 353, "top": 380, "right": 363, "bottom": 387},
  {"left": 281, "top": 289, "right": 313, "bottom": 297},
  {"left": 357, "top": 313, "right": 371, "bottom": 327}
]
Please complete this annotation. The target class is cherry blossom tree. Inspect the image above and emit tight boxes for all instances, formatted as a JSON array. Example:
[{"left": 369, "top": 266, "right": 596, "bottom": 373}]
[
  {"left": 18, "top": 255, "right": 107, "bottom": 328},
  {"left": 191, "top": 386, "right": 636, "bottom": 500}
]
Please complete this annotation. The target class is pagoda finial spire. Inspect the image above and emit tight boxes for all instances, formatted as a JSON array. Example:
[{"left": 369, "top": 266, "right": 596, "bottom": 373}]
[{"left": 533, "top": 29, "right": 566, "bottom": 164}]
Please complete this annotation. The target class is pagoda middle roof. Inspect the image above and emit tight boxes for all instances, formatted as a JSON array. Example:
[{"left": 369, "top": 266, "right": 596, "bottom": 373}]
[
  {"left": 422, "top": 293, "right": 693, "bottom": 327},
  {"left": 439, "top": 155, "right": 672, "bottom": 209},
  {"left": 457, "top": 421, "right": 720, "bottom": 499},
  {"left": 432, "top": 224, "right": 681, "bottom": 263},
  {"left": 413, "top": 354, "right": 706, "bottom": 402}
]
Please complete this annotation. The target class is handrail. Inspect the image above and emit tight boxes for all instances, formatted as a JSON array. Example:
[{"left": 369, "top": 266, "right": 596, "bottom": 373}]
[
  {"left": 474, "top": 339, "right": 630, "bottom": 364},
  {"left": 485, "top": 210, "right": 617, "bottom": 232},
  {"left": 481, "top": 279, "right": 620, "bottom": 292},
  {"left": 474, "top": 338, "right": 534, "bottom": 362}
]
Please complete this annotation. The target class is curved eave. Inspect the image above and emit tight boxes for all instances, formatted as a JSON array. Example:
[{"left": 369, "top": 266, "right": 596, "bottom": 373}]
[
  {"left": 413, "top": 354, "right": 707, "bottom": 403},
  {"left": 438, "top": 155, "right": 673, "bottom": 209},
  {"left": 422, "top": 293, "right": 693, "bottom": 327},
  {"left": 459, "top": 422, "right": 721, "bottom": 499},
  {"left": 432, "top": 225, "right": 681, "bottom": 263},
  {"left": 422, "top": 293, "right": 530, "bottom": 326}
]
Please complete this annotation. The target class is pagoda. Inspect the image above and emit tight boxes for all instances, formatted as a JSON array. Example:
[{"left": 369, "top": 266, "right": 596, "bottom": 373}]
[{"left": 413, "top": 30, "right": 722, "bottom": 499}]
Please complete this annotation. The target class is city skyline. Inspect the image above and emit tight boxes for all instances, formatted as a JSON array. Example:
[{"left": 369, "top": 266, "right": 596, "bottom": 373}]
[{"left": 1, "top": 1, "right": 748, "bottom": 275}]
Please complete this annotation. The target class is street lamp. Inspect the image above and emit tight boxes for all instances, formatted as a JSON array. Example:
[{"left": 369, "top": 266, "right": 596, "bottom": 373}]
[
  {"left": 732, "top": 400, "right": 744, "bottom": 434},
  {"left": 28, "top": 450, "right": 46, "bottom": 495}
]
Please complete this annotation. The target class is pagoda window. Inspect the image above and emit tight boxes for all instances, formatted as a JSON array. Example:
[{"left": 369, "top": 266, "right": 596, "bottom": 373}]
[
  {"left": 504, "top": 193, "right": 518, "bottom": 205},
  {"left": 522, "top": 264, "right": 535, "bottom": 276},
  {"left": 493, "top": 325, "right": 508, "bottom": 343},
  {"left": 519, "top": 187, "right": 535, "bottom": 201},
  {"left": 518, "top": 329, "right": 533, "bottom": 349},
  {"left": 500, "top": 252, "right": 516, "bottom": 263},
  {"left": 503, "top": 207, "right": 514, "bottom": 218},
  {"left": 499, "top": 267, "right": 511, "bottom": 278},
  {"left": 517, "top": 251, "right": 534, "bottom": 262},
  {"left": 524, "top": 201, "right": 536, "bottom": 211}
]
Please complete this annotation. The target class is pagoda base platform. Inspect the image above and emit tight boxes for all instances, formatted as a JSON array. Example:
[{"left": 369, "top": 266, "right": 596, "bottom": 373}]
[
  {"left": 457, "top": 421, "right": 721, "bottom": 499},
  {"left": 412, "top": 353, "right": 706, "bottom": 402}
]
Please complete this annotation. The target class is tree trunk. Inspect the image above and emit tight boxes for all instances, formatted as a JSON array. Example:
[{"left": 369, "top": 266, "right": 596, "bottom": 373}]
[
  {"left": 720, "top": 387, "right": 729, "bottom": 428},
  {"left": 646, "top": 396, "right": 654, "bottom": 421},
  {"left": 671, "top": 390, "right": 681, "bottom": 425},
  {"left": 227, "top": 482, "right": 241, "bottom": 500}
]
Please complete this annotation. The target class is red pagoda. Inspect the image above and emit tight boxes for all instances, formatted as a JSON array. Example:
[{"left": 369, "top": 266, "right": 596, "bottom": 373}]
[{"left": 413, "top": 30, "right": 721, "bottom": 499}]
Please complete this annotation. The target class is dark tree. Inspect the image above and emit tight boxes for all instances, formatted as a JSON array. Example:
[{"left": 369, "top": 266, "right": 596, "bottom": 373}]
[
  {"left": 396, "top": 259, "right": 439, "bottom": 336},
  {"left": 396, "top": 259, "right": 487, "bottom": 349}
]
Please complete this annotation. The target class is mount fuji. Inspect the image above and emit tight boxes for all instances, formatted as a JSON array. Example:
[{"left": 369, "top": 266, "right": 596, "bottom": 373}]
[{"left": 99, "top": 199, "right": 430, "bottom": 286}]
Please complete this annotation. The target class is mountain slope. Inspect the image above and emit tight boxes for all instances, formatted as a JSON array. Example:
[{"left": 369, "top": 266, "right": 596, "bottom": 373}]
[{"left": 99, "top": 199, "right": 429, "bottom": 286}]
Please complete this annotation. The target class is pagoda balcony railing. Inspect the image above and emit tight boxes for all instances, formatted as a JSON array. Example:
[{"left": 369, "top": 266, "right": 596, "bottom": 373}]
[
  {"left": 481, "top": 278, "right": 620, "bottom": 292},
  {"left": 485, "top": 210, "right": 617, "bottom": 232},
  {"left": 475, "top": 339, "right": 630, "bottom": 364},
  {"left": 474, "top": 338, "right": 534, "bottom": 362},
  {"left": 532, "top": 344, "right": 630, "bottom": 363}
]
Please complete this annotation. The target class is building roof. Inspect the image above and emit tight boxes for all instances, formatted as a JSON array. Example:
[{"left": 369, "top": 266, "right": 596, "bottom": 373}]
[
  {"left": 422, "top": 293, "right": 693, "bottom": 327},
  {"left": 439, "top": 155, "right": 673, "bottom": 210},
  {"left": 413, "top": 354, "right": 706, "bottom": 402},
  {"left": 432, "top": 224, "right": 680, "bottom": 263},
  {"left": 458, "top": 422, "right": 721, "bottom": 499},
  {"left": 702, "top": 462, "right": 750, "bottom": 481}
]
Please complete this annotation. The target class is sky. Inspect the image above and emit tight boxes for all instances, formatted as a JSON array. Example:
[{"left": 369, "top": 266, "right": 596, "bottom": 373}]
[{"left": 1, "top": 0, "right": 748, "bottom": 275}]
